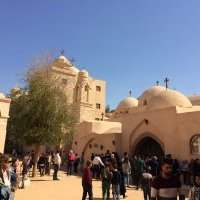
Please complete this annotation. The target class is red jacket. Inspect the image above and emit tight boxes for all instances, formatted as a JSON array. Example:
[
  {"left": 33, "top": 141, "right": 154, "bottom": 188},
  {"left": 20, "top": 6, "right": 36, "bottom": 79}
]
[
  {"left": 82, "top": 167, "right": 92, "bottom": 185},
  {"left": 68, "top": 153, "right": 75, "bottom": 161}
]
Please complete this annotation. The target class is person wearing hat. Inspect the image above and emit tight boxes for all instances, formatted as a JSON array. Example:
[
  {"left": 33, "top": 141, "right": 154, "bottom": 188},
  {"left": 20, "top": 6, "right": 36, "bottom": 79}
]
[
  {"left": 151, "top": 158, "right": 185, "bottom": 200},
  {"left": 188, "top": 173, "right": 200, "bottom": 200}
]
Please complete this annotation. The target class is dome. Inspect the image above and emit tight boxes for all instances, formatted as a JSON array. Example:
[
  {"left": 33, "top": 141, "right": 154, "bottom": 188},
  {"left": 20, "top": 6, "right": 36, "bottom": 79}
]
[
  {"left": 0, "top": 93, "right": 5, "bottom": 99},
  {"left": 116, "top": 97, "right": 138, "bottom": 113},
  {"left": 57, "top": 55, "right": 72, "bottom": 66},
  {"left": 79, "top": 70, "right": 89, "bottom": 77},
  {"left": 138, "top": 86, "right": 166, "bottom": 106},
  {"left": 148, "top": 89, "right": 192, "bottom": 110}
]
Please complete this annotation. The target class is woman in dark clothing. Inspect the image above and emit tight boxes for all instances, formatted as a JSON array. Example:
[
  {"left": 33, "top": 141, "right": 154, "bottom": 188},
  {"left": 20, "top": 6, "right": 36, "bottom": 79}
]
[{"left": 118, "top": 166, "right": 126, "bottom": 199}]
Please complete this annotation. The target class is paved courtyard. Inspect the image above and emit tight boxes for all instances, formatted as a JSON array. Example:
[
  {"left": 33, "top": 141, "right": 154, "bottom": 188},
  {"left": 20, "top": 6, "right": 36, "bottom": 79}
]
[{"left": 15, "top": 172, "right": 143, "bottom": 200}]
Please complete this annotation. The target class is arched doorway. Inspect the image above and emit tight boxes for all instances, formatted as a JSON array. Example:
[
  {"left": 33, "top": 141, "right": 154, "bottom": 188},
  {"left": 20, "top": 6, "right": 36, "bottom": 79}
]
[{"left": 133, "top": 136, "right": 164, "bottom": 158}]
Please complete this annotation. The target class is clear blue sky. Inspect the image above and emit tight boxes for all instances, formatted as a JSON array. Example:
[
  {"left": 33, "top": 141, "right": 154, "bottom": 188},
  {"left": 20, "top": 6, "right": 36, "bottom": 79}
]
[{"left": 1, "top": 0, "right": 200, "bottom": 109}]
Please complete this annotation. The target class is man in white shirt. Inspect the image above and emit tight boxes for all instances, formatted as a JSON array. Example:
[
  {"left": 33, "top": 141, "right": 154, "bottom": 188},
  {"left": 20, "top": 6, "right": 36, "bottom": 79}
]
[
  {"left": 92, "top": 155, "right": 104, "bottom": 179},
  {"left": 53, "top": 151, "right": 61, "bottom": 180}
]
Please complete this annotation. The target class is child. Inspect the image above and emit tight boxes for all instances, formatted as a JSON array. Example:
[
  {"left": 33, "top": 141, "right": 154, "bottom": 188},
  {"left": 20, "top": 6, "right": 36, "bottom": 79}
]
[
  {"left": 189, "top": 173, "right": 200, "bottom": 200},
  {"left": 111, "top": 164, "right": 121, "bottom": 200}
]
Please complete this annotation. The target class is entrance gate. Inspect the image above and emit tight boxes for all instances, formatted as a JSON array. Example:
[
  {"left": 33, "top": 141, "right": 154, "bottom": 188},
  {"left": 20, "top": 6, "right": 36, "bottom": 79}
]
[{"left": 133, "top": 136, "right": 164, "bottom": 158}]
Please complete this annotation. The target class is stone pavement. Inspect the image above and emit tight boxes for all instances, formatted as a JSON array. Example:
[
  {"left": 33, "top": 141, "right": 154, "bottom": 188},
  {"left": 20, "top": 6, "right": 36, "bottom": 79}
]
[{"left": 15, "top": 172, "right": 143, "bottom": 200}]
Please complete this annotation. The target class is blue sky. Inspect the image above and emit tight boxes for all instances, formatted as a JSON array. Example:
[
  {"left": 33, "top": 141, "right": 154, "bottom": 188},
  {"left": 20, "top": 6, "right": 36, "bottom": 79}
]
[{"left": 1, "top": 0, "right": 200, "bottom": 109}]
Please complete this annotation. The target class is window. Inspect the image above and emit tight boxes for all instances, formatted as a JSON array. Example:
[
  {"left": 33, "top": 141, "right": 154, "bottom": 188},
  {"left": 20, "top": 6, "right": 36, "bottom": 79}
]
[
  {"left": 96, "top": 86, "right": 101, "bottom": 92},
  {"left": 96, "top": 103, "right": 101, "bottom": 109},
  {"left": 62, "top": 78, "right": 68, "bottom": 85},
  {"left": 143, "top": 99, "right": 147, "bottom": 106},
  {"left": 191, "top": 135, "right": 200, "bottom": 154}
]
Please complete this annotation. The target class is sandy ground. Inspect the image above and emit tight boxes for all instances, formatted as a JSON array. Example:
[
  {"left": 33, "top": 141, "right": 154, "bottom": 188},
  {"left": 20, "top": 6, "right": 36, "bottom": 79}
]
[{"left": 15, "top": 172, "right": 143, "bottom": 200}]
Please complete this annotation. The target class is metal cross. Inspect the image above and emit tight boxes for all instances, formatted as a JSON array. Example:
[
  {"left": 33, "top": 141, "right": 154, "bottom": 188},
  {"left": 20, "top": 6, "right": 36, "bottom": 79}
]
[
  {"left": 164, "top": 77, "right": 170, "bottom": 89},
  {"left": 129, "top": 90, "right": 132, "bottom": 97}
]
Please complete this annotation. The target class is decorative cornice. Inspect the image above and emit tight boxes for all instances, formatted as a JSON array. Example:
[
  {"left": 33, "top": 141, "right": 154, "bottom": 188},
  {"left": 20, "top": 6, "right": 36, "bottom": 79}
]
[{"left": 0, "top": 98, "right": 11, "bottom": 103}]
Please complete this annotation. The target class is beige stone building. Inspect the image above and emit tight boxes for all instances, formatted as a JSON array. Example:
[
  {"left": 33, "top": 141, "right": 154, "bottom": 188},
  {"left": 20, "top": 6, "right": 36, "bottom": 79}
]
[
  {"left": 73, "top": 85, "right": 200, "bottom": 160},
  {"left": 50, "top": 55, "right": 106, "bottom": 122},
  {"left": 0, "top": 93, "right": 11, "bottom": 153},
  {"left": 4, "top": 53, "right": 200, "bottom": 161}
]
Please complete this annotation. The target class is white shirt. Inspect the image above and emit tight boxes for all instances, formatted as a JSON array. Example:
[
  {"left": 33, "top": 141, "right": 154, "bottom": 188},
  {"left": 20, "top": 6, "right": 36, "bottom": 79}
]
[
  {"left": 2, "top": 169, "right": 11, "bottom": 188},
  {"left": 54, "top": 153, "right": 61, "bottom": 166},
  {"left": 92, "top": 156, "right": 104, "bottom": 166}
]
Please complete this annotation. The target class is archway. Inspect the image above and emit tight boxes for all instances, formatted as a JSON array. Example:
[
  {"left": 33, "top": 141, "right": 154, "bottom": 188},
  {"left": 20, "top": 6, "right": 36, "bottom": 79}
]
[{"left": 133, "top": 136, "right": 164, "bottom": 158}]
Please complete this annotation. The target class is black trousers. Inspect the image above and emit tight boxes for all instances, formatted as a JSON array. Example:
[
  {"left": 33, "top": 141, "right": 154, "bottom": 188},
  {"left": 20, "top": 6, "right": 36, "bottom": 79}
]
[
  {"left": 143, "top": 186, "right": 151, "bottom": 200},
  {"left": 53, "top": 164, "right": 59, "bottom": 180},
  {"left": 82, "top": 183, "right": 93, "bottom": 200},
  {"left": 67, "top": 161, "right": 74, "bottom": 175}
]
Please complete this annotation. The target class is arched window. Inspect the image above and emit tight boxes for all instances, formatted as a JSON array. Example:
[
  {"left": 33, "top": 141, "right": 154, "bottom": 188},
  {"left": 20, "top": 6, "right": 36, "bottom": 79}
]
[{"left": 190, "top": 135, "right": 200, "bottom": 154}]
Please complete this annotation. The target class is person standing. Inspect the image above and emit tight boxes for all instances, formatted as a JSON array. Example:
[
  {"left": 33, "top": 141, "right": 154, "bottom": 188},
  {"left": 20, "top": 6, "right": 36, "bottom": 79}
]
[
  {"left": 122, "top": 157, "right": 131, "bottom": 187},
  {"left": 67, "top": 150, "right": 76, "bottom": 175},
  {"left": 188, "top": 173, "right": 200, "bottom": 200},
  {"left": 82, "top": 160, "right": 93, "bottom": 200},
  {"left": 0, "top": 155, "right": 17, "bottom": 200},
  {"left": 53, "top": 151, "right": 61, "bottom": 180},
  {"left": 111, "top": 164, "right": 121, "bottom": 200},
  {"left": 101, "top": 162, "right": 112, "bottom": 200},
  {"left": 141, "top": 168, "right": 152, "bottom": 200},
  {"left": 92, "top": 154, "right": 104, "bottom": 179},
  {"left": 37, "top": 154, "right": 46, "bottom": 176},
  {"left": 151, "top": 159, "right": 185, "bottom": 200},
  {"left": 135, "top": 156, "right": 145, "bottom": 190},
  {"left": 119, "top": 165, "right": 126, "bottom": 199},
  {"left": 46, "top": 152, "right": 52, "bottom": 176},
  {"left": 21, "top": 155, "right": 30, "bottom": 189}
]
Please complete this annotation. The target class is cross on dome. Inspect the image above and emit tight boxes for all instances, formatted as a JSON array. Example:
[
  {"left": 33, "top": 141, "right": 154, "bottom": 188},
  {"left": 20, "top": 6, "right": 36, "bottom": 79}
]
[{"left": 164, "top": 77, "right": 170, "bottom": 89}]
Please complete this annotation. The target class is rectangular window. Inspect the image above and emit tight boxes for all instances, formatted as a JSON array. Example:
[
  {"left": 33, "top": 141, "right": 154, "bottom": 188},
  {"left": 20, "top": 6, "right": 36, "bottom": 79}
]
[
  {"left": 96, "top": 86, "right": 101, "bottom": 92},
  {"left": 96, "top": 103, "right": 101, "bottom": 109}
]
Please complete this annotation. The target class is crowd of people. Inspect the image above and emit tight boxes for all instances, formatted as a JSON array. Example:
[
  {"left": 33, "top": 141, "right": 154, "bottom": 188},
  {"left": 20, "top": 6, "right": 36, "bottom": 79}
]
[
  {"left": 81, "top": 151, "right": 200, "bottom": 200},
  {"left": 1, "top": 149, "right": 200, "bottom": 200}
]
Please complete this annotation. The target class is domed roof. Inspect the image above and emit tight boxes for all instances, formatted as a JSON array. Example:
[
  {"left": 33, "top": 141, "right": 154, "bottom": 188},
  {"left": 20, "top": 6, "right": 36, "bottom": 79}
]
[
  {"left": 138, "top": 86, "right": 166, "bottom": 106},
  {"left": 148, "top": 89, "right": 192, "bottom": 110},
  {"left": 116, "top": 97, "right": 138, "bottom": 113},
  {"left": 79, "top": 70, "right": 89, "bottom": 77},
  {"left": 57, "top": 55, "right": 72, "bottom": 66},
  {"left": 0, "top": 93, "right": 5, "bottom": 99}
]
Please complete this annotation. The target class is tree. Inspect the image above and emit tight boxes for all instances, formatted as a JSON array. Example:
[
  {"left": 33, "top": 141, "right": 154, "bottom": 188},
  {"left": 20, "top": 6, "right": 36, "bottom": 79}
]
[{"left": 6, "top": 56, "right": 76, "bottom": 176}]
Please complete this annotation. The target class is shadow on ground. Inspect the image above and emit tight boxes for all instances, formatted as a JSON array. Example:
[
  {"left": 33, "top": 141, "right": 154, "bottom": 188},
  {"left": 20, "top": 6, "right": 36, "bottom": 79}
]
[{"left": 31, "top": 179, "right": 52, "bottom": 182}]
